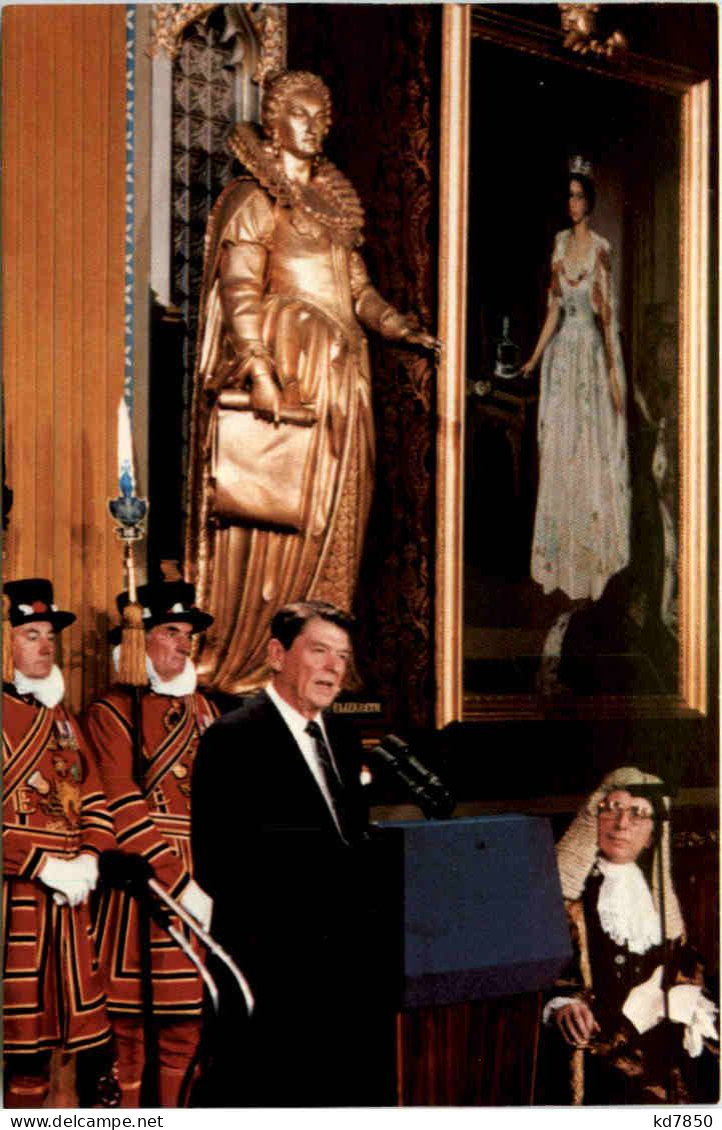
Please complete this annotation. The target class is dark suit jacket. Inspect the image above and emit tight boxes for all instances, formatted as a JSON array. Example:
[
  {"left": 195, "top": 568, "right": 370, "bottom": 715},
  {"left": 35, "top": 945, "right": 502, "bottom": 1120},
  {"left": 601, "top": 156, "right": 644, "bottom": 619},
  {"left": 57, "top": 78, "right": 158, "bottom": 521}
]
[
  {"left": 191, "top": 690, "right": 391, "bottom": 1105},
  {"left": 192, "top": 687, "right": 368, "bottom": 960}
]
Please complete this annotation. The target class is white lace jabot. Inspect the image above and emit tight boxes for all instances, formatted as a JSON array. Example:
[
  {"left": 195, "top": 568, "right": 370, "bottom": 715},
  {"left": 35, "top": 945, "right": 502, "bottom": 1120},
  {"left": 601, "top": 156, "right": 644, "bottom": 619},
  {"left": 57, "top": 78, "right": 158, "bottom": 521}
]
[
  {"left": 596, "top": 857, "right": 662, "bottom": 955},
  {"left": 111, "top": 645, "right": 197, "bottom": 697},
  {"left": 13, "top": 664, "right": 65, "bottom": 708}
]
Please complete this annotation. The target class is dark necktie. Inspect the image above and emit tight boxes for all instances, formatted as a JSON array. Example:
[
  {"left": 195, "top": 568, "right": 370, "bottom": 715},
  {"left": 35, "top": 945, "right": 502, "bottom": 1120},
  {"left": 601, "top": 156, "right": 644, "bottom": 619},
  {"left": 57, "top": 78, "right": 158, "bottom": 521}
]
[{"left": 305, "top": 719, "right": 350, "bottom": 843}]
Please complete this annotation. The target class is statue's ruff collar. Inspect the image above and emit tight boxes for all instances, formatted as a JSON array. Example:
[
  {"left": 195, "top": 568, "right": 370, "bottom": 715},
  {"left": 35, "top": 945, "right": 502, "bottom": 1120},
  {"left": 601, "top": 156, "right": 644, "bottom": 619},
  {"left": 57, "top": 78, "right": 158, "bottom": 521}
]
[{"left": 227, "top": 122, "right": 365, "bottom": 249}]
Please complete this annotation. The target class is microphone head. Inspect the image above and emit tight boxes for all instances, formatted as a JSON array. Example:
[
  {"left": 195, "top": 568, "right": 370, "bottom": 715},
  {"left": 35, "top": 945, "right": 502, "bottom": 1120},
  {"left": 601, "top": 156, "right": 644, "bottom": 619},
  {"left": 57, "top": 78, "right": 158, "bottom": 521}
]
[
  {"left": 381, "top": 734, "right": 410, "bottom": 756},
  {"left": 371, "top": 735, "right": 456, "bottom": 820},
  {"left": 366, "top": 742, "right": 399, "bottom": 767}
]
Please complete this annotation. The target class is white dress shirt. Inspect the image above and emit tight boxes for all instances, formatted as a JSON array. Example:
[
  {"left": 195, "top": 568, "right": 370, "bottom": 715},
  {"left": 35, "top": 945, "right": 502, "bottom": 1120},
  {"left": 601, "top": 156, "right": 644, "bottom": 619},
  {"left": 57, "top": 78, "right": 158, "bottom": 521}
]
[{"left": 265, "top": 682, "right": 345, "bottom": 838}]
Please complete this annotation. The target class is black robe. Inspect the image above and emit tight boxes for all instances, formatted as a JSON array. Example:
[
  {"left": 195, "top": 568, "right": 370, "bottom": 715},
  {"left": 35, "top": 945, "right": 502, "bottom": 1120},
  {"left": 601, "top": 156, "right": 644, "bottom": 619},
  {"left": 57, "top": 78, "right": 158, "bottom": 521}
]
[{"left": 537, "top": 867, "right": 716, "bottom": 1104}]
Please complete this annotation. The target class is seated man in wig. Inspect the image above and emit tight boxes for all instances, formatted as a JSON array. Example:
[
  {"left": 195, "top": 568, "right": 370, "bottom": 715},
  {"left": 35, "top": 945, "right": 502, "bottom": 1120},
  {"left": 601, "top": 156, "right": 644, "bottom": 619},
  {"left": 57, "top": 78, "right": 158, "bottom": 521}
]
[{"left": 539, "top": 766, "right": 718, "bottom": 1104}]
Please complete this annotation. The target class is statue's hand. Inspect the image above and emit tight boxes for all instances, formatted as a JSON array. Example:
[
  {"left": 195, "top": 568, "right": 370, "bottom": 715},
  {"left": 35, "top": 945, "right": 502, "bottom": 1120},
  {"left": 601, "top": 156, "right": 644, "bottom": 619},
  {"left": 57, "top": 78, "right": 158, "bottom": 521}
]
[
  {"left": 250, "top": 371, "right": 282, "bottom": 426},
  {"left": 378, "top": 306, "right": 440, "bottom": 357},
  {"left": 222, "top": 345, "right": 275, "bottom": 391},
  {"left": 404, "top": 328, "right": 442, "bottom": 355},
  {"left": 395, "top": 311, "right": 440, "bottom": 354},
  {"left": 395, "top": 312, "right": 441, "bottom": 356}
]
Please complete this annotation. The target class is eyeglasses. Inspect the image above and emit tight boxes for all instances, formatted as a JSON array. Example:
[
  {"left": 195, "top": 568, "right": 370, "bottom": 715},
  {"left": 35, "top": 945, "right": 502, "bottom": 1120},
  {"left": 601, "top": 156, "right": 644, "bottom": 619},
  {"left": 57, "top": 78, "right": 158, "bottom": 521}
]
[{"left": 597, "top": 799, "right": 654, "bottom": 824}]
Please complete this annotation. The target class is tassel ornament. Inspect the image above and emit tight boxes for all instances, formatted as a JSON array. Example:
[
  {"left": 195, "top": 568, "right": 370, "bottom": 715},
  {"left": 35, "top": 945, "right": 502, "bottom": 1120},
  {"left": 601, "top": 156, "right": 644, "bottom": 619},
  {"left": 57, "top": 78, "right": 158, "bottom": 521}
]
[{"left": 117, "top": 600, "right": 148, "bottom": 687}]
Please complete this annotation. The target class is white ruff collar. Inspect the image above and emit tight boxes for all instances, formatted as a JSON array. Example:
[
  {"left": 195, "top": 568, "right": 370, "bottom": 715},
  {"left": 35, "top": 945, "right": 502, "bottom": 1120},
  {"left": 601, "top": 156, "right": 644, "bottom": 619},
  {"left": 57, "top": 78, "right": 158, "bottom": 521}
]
[
  {"left": 13, "top": 664, "right": 65, "bottom": 709},
  {"left": 111, "top": 645, "right": 197, "bottom": 697},
  {"left": 596, "top": 857, "right": 662, "bottom": 955}
]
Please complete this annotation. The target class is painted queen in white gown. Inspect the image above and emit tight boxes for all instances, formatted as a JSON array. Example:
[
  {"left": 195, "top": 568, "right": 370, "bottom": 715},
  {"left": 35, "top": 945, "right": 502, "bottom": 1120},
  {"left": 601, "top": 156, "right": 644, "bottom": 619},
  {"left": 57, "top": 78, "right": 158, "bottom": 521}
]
[{"left": 521, "top": 160, "right": 630, "bottom": 602}]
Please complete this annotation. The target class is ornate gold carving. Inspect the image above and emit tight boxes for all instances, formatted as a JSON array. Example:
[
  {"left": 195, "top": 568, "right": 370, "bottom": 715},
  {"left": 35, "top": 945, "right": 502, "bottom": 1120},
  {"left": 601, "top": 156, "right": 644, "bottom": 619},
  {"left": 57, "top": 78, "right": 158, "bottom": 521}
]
[
  {"left": 246, "top": 3, "right": 286, "bottom": 87},
  {"left": 149, "top": 3, "right": 219, "bottom": 60},
  {"left": 559, "top": 5, "right": 627, "bottom": 58},
  {"left": 149, "top": 3, "right": 286, "bottom": 81}
]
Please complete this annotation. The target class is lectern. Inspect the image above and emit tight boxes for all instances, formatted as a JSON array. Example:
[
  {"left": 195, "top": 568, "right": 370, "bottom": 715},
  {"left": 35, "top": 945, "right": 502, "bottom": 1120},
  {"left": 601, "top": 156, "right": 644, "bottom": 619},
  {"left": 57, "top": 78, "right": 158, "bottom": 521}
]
[
  {"left": 369, "top": 814, "right": 571, "bottom": 1103},
  {"left": 373, "top": 813, "right": 571, "bottom": 1006}
]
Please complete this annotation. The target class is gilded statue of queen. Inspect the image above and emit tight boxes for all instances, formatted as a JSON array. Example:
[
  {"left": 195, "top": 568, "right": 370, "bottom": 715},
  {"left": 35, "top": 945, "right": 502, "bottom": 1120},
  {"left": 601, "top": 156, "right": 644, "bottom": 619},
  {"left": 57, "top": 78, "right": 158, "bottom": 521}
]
[{"left": 185, "top": 71, "right": 438, "bottom": 694}]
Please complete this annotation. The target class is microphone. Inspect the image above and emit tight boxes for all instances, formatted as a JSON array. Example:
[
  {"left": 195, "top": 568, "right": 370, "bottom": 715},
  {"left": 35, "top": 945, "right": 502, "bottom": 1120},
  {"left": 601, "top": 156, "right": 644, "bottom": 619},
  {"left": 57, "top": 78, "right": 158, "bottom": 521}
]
[{"left": 366, "top": 734, "right": 455, "bottom": 819}]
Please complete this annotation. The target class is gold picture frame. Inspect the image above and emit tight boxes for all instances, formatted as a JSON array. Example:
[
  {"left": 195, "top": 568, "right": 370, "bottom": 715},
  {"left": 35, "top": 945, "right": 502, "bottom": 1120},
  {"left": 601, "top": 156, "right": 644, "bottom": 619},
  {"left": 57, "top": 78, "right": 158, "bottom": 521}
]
[{"left": 436, "top": 4, "right": 711, "bottom": 726}]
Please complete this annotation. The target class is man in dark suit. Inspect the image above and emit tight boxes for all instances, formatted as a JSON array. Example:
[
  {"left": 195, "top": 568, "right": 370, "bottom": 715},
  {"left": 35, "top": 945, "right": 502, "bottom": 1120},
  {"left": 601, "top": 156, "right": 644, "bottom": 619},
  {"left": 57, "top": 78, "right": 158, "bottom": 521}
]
[{"left": 191, "top": 600, "right": 395, "bottom": 1107}]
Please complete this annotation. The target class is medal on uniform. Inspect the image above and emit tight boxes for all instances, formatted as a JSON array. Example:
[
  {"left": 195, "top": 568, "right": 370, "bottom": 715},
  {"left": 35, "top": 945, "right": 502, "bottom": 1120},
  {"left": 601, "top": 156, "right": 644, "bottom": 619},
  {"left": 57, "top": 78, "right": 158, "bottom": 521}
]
[{"left": 54, "top": 718, "right": 79, "bottom": 752}]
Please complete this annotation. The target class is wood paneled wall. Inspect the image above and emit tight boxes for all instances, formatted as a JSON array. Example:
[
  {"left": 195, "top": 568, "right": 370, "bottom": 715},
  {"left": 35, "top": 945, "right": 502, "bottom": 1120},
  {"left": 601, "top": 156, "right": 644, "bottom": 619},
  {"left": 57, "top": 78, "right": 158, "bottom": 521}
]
[{"left": 2, "top": 5, "right": 127, "bottom": 710}]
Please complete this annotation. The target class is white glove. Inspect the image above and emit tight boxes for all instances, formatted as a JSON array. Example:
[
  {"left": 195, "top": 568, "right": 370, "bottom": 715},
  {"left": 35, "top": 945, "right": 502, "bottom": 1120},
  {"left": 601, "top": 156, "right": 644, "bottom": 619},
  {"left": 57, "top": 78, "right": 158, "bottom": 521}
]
[
  {"left": 38, "top": 854, "right": 95, "bottom": 907},
  {"left": 179, "top": 878, "right": 213, "bottom": 933},
  {"left": 74, "top": 852, "right": 99, "bottom": 891},
  {"left": 623, "top": 965, "right": 665, "bottom": 1034},
  {"left": 681, "top": 992, "right": 718, "bottom": 1057}
]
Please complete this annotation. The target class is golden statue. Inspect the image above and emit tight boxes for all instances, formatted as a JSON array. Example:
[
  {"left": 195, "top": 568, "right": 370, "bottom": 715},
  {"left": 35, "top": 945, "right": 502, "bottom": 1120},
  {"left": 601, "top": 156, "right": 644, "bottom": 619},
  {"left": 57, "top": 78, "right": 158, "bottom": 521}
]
[{"left": 185, "top": 71, "right": 438, "bottom": 695}]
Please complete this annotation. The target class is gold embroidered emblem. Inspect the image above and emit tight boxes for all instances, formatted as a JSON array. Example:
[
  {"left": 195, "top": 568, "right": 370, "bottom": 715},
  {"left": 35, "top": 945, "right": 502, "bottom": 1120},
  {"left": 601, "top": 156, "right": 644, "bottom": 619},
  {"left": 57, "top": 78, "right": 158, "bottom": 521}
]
[
  {"left": 164, "top": 702, "right": 185, "bottom": 732},
  {"left": 36, "top": 754, "right": 82, "bottom": 828},
  {"left": 174, "top": 759, "right": 192, "bottom": 798}
]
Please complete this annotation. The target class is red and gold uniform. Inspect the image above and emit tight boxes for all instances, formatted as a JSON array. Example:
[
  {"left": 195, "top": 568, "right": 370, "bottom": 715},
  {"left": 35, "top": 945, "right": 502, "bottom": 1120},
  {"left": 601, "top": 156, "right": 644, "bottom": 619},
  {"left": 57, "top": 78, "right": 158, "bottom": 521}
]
[
  {"left": 83, "top": 686, "right": 218, "bottom": 1105},
  {"left": 2, "top": 688, "right": 115, "bottom": 1058}
]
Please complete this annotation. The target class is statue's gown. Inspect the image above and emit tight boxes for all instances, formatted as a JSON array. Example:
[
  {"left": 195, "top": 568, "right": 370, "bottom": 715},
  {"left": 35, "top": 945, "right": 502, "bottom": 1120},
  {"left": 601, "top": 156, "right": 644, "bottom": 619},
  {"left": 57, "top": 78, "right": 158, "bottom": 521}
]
[{"left": 186, "top": 127, "right": 400, "bottom": 693}]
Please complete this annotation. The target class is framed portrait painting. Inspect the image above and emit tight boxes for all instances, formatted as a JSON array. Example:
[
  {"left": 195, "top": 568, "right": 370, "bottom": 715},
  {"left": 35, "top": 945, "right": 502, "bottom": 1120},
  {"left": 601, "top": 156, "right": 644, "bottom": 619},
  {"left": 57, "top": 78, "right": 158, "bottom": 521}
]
[{"left": 435, "top": 5, "right": 713, "bottom": 727}]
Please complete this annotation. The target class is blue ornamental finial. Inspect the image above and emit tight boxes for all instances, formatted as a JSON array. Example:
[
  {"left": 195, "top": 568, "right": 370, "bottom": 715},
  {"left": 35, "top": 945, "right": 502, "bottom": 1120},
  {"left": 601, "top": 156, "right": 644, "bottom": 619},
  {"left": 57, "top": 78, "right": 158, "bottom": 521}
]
[
  {"left": 120, "top": 461, "right": 134, "bottom": 499},
  {"left": 108, "top": 489, "right": 148, "bottom": 541}
]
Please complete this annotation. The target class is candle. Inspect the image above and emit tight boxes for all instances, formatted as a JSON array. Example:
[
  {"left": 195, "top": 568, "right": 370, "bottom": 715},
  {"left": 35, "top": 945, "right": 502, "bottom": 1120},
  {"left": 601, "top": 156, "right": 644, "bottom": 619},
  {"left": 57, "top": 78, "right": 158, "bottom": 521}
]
[{"left": 117, "top": 397, "right": 136, "bottom": 498}]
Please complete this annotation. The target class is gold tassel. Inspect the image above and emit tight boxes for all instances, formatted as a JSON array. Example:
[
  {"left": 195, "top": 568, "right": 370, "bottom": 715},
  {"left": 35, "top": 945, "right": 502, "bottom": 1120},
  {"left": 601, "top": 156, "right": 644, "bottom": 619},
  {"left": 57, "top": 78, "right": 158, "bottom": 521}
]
[
  {"left": 117, "top": 600, "right": 148, "bottom": 687},
  {"left": 3, "top": 594, "right": 14, "bottom": 684}
]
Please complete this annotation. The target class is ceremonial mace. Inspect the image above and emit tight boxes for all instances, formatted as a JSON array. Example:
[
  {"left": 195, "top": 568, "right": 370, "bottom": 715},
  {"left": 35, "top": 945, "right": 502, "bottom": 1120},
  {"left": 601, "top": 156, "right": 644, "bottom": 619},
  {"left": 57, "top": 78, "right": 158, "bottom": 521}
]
[
  {"left": 106, "top": 409, "right": 254, "bottom": 1105},
  {"left": 108, "top": 396, "right": 149, "bottom": 724},
  {"left": 108, "top": 398, "right": 159, "bottom": 1106}
]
